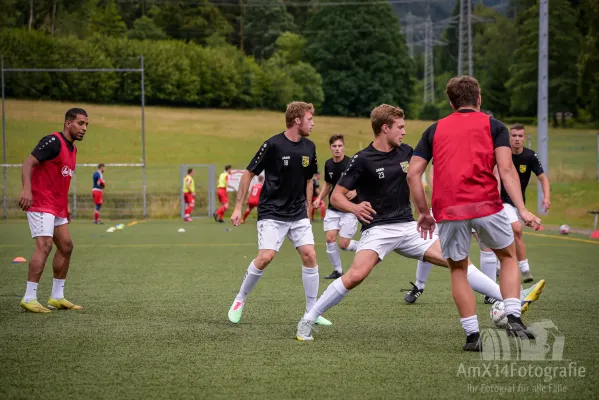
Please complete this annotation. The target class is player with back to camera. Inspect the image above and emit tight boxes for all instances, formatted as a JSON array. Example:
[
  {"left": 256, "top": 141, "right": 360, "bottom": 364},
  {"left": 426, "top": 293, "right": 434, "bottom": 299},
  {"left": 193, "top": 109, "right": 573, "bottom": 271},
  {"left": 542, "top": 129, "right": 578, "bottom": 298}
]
[
  {"left": 18, "top": 108, "right": 88, "bottom": 313},
  {"left": 407, "top": 76, "right": 542, "bottom": 351},
  {"left": 241, "top": 174, "right": 264, "bottom": 223},
  {"left": 227, "top": 101, "right": 331, "bottom": 327},
  {"left": 92, "top": 163, "right": 105, "bottom": 224},
  {"left": 183, "top": 168, "right": 195, "bottom": 222},
  {"left": 214, "top": 165, "right": 234, "bottom": 223}
]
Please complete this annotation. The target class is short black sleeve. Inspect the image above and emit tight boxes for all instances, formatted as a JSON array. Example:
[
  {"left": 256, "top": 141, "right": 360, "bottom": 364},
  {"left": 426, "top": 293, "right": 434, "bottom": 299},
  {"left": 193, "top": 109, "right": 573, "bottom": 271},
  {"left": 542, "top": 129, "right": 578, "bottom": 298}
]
[
  {"left": 490, "top": 118, "right": 510, "bottom": 149},
  {"left": 31, "top": 135, "right": 61, "bottom": 162},
  {"left": 324, "top": 161, "right": 333, "bottom": 184},
  {"left": 530, "top": 151, "right": 544, "bottom": 176},
  {"left": 414, "top": 122, "right": 437, "bottom": 161},
  {"left": 247, "top": 140, "right": 271, "bottom": 175},
  {"left": 337, "top": 155, "right": 362, "bottom": 191},
  {"left": 310, "top": 147, "right": 318, "bottom": 179}
]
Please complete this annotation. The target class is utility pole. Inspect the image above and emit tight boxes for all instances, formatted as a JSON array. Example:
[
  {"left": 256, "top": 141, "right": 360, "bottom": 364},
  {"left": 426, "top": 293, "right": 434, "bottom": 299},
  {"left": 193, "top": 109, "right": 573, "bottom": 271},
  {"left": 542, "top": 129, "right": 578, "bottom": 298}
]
[
  {"left": 406, "top": 12, "right": 415, "bottom": 58},
  {"left": 423, "top": 16, "right": 435, "bottom": 104},
  {"left": 457, "top": 0, "right": 473, "bottom": 76},
  {"left": 537, "top": 0, "right": 549, "bottom": 216}
]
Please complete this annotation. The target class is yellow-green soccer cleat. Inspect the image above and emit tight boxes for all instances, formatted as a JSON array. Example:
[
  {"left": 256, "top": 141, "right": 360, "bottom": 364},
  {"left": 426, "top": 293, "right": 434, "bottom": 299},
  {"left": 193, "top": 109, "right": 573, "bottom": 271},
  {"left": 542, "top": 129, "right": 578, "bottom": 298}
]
[
  {"left": 20, "top": 298, "right": 51, "bottom": 313},
  {"left": 47, "top": 298, "right": 84, "bottom": 310},
  {"left": 521, "top": 279, "right": 546, "bottom": 314}
]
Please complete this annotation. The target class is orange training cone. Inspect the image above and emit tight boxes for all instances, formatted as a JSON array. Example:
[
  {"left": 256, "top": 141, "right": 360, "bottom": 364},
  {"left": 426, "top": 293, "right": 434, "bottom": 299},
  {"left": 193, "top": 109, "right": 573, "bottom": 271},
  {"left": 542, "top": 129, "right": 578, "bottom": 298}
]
[{"left": 12, "top": 257, "right": 26, "bottom": 263}]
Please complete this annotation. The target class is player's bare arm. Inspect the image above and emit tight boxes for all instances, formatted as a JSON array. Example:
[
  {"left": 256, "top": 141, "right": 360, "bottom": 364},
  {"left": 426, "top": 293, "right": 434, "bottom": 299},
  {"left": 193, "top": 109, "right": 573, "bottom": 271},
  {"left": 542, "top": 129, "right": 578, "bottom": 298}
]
[
  {"left": 331, "top": 184, "right": 375, "bottom": 223},
  {"left": 407, "top": 156, "right": 436, "bottom": 239},
  {"left": 538, "top": 173, "right": 551, "bottom": 210},
  {"left": 19, "top": 155, "right": 40, "bottom": 210},
  {"left": 313, "top": 181, "right": 330, "bottom": 208},
  {"left": 306, "top": 178, "right": 314, "bottom": 216},
  {"left": 496, "top": 147, "right": 541, "bottom": 228},
  {"left": 345, "top": 190, "right": 357, "bottom": 201},
  {"left": 231, "top": 170, "right": 255, "bottom": 226}
]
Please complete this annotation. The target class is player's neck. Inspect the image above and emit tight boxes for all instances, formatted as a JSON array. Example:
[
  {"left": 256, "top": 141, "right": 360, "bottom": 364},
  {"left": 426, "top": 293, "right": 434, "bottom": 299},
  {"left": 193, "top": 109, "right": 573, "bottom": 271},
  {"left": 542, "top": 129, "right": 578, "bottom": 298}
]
[
  {"left": 283, "top": 129, "right": 302, "bottom": 143},
  {"left": 61, "top": 130, "right": 75, "bottom": 143},
  {"left": 457, "top": 106, "right": 480, "bottom": 112},
  {"left": 333, "top": 155, "right": 344, "bottom": 163},
  {"left": 372, "top": 137, "right": 394, "bottom": 153},
  {"left": 512, "top": 147, "right": 524, "bottom": 155}
]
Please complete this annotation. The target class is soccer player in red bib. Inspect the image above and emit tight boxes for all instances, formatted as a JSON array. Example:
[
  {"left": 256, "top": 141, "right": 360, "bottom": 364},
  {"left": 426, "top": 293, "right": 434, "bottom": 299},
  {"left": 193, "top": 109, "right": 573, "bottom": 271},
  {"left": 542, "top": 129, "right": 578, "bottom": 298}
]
[
  {"left": 408, "top": 76, "right": 542, "bottom": 350},
  {"left": 18, "top": 108, "right": 88, "bottom": 313},
  {"left": 241, "top": 175, "right": 264, "bottom": 223},
  {"left": 92, "top": 163, "right": 105, "bottom": 224},
  {"left": 214, "top": 165, "right": 233, "bottom": 223}
]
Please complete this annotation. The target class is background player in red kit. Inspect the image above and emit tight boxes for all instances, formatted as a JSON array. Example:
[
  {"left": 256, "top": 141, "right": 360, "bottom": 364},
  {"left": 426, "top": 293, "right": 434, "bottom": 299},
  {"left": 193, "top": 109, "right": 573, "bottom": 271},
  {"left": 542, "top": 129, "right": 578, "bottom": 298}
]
[
  {"left": 18, "top": 108, "right": 88, "bottom": 313},
  {"left": 310, "top": 172, "right": 326, "bottom": 222},
  {"left": 241, "top": 175, "right": 264, "bottom": 224},
  {"left": 92, "top": 163, "right": 105, "bottom": 224}
]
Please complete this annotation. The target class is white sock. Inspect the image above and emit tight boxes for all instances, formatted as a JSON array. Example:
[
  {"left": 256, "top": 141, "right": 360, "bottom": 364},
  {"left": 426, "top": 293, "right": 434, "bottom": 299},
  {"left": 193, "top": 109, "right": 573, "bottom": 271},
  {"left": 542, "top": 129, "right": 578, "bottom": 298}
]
[
  {"left": 504, "top": 297, "right": 521, "bottom": 318},
  {"left": 518, "top": 259, "right": 530, "bottom": 273},
  {"left": 24, "top": 281, "right": 38, "bottom": 303},
  {"left": 305, "top": 277, "right": 349, "bottom": 321},
  {"left": 51, "top": 278, "right": 65, "bottom": 300},
  {"left": 302, "top": 266, "right": 319, "bottom": 313},
  {"left": 235, "top": 261, "right": 264, "bottom": 302},
  {"left": 467, "top": 264, "right": 503, "bottom": 300},
  {"left": 326, "top": 242, "right": 343, "bottom": 273},
  {"left": 460, "top": 315, "right": 479, "bottom": 335},
  {"left": 415, "top": 260, "right": 433, "bottom": 290},
  {"left": 342, "top": 240, "right": 359, "bottom": 252},
  {"left": 480, "top": 250, "right": 498, "bottom": 283}
]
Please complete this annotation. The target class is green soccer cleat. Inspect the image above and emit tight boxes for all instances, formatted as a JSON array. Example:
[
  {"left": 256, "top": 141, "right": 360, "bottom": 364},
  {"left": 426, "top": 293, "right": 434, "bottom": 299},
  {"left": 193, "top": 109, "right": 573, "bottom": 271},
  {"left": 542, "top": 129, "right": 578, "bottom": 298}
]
[
  {"left": 315, "top": 315, "right": 332, "bottom": 326},
  {"left": 228, "top": 299, "right": 245, "bottom": 324}
]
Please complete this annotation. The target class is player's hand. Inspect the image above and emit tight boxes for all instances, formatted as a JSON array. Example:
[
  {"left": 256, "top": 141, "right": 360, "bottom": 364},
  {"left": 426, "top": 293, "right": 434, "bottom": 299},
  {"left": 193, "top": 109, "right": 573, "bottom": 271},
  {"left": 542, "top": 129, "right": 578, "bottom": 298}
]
[
  {"left": 67, "top": 205, "right": 72, "bottom": 223},
  {"left": 542, "top": 198, "right": 551, "bottom": 211},
  {"left": 352, "top": 202, "right": 376, "bottom": 223},
  {"left": 312, "top": 198, "right": 321, "bottom": 209},
  {"left": 519, "top": 209, "right": 542, "bottom": 231},
  {"left": 231, "top": 208, "right": 242, "bottom": 226},
  {"left": 18, "top": 188, "right": 33, "bottom": 211},
  {"left": 345, "top": 190, "right": 357, "bottom": 201},
  {"left": 417, "top": 213, "right": 436, "bottom": 240}
]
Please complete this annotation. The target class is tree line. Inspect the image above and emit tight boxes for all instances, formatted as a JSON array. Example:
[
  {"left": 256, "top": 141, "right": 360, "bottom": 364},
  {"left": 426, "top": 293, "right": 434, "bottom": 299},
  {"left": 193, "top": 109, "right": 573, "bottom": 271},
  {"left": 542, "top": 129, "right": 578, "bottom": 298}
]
[{"left": 0, "top": 0, "right": 597, "bottom": 124}]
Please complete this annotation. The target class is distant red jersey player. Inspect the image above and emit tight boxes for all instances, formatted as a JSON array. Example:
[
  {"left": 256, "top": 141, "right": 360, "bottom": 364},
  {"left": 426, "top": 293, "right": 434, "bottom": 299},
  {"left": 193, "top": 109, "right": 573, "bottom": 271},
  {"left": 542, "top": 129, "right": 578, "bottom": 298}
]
[
  {"left": 18, "top": 108, "right": 88, "bottom": 313},
  {"left": 214, "top": 164, "right": 234, "bottom": 223},
  {"left": 241, "top": 175, "right": 264, "bottom": 223},
  {"left": 183, "top": 168, "right": 195, "bottom": 222},
  {"left": 92, "top": 163, "right": 105, "bottom": 224}
]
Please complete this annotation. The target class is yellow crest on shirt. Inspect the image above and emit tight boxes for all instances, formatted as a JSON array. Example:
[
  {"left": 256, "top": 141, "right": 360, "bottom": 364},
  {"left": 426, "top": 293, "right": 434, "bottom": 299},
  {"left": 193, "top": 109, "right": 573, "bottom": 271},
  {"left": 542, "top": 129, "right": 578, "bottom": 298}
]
[
  {"left": 400, "top": 161, "right": 409, "bottom": 173},
  {"left": 302, "top": 156, "right": 310, "bottom": 167},
  {"left": 519, "top": 165, "right": 527, "bottom": 173}
]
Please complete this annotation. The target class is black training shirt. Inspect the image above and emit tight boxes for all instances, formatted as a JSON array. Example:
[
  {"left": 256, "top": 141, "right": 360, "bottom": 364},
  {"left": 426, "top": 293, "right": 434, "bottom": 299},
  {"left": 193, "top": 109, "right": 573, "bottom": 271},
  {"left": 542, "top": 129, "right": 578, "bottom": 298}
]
[
  {"left": 337, "top": 143, "right": 414, "bottom": 231},
  {"left": 247, "top": 132, "right": 317, "bottom": 221},
  {"left": 324, "top": 156, "right": 353, "bottom": 212},
  {"left": 500, "top": 147, "right": 544, "bottom": 206},
  {"left": 31, "top": 132, "right": 75, "bottom": 162}
]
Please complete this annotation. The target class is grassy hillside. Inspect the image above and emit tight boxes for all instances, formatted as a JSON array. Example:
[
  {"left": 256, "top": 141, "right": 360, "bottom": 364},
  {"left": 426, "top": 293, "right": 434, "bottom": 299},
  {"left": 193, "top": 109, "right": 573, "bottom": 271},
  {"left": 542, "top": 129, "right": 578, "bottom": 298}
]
[{"left": 1, "top": 99, "right": 598, "bottom": 227}]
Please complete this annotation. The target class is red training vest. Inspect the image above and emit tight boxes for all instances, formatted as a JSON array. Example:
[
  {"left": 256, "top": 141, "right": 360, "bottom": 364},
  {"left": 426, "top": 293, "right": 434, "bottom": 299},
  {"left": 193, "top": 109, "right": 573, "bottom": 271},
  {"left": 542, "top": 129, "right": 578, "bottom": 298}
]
[
  {"left": 28, "top": 132, "right": 77, "bottom": 218},
  {"left": 431, "top": 112, "right": 503, "bottom": 221}
]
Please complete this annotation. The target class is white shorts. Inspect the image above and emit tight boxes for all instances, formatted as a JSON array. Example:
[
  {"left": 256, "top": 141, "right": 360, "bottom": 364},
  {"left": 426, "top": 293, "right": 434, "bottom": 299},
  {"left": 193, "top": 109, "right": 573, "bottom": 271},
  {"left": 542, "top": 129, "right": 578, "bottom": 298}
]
[
  {"left": 357, "top": 221, "right": 437, "bottom": 261},
  {"left": 27, "top": 211, "right": 68, "bottom": 238},
  {"left": 437, "top": 209, "right": 514, "bottom": 261},
  {"left": 323, "top": 209, "right": 358, "bottom": 239},
  {"left": 503, "top": 203, "right": 521, "bottom": 224},
  {"left": 257, "top": 218, "right": 315, "bottom": 251}
]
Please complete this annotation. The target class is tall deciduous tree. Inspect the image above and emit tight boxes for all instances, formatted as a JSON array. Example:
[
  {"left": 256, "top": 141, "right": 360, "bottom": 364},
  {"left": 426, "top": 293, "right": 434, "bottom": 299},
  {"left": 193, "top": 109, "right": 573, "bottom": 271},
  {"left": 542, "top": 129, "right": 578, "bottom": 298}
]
[
  {"left": 243, "top": 0, "right": 297, "bottom": 60},
  {"left": 577, "top": 0, "right": 599, "bottom": 121},
  {"left": 306, "top": 0, "right": 413, "bottom": 116}
]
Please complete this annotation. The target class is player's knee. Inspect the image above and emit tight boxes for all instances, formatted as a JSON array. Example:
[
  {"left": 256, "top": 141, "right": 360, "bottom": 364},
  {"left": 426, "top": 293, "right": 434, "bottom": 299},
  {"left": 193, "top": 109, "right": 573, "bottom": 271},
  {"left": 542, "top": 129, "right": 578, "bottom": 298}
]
[
  {"left": 60, "top": 239, "right": 74, "bottom": 255},
  {"left": 344, "top": 268, "right": 366, "bottom": 288},
  {"left": 36, "top": 239, "right": 54, "bottom": 256},
  {"left": 513, "top": 226, "right": 523, "bottom": 239},
  {"left": 255, "top": 251, "right": 275, "bottom": 267},
  {"left": 338, "top": 238, "right": 350, "bottom": 250},
  {"left": 224, "top": 203, "right": 229, "bottom": 209},
  {"left": 325, "top": 231, "right": 337, "bottom": 243},
  {"left": 300, "top": 248, "right": 317, "bottom": 266}
]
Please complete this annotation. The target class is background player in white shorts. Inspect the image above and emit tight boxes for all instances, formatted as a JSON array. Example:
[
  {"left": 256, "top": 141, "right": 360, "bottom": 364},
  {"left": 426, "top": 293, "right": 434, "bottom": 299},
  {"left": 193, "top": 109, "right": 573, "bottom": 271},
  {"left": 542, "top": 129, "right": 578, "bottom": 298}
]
[
  {"left": 227, "top": 101, "right": 331, "bottom": 327},
  {"left": 296, "top": 105, "right": 507, "bottom": 341},
  {"left": 312, "top": 134, "right": 360, "bottom": 279},
  {"left": 494, "top": 124, "right": 551, "bottom": 283}
]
